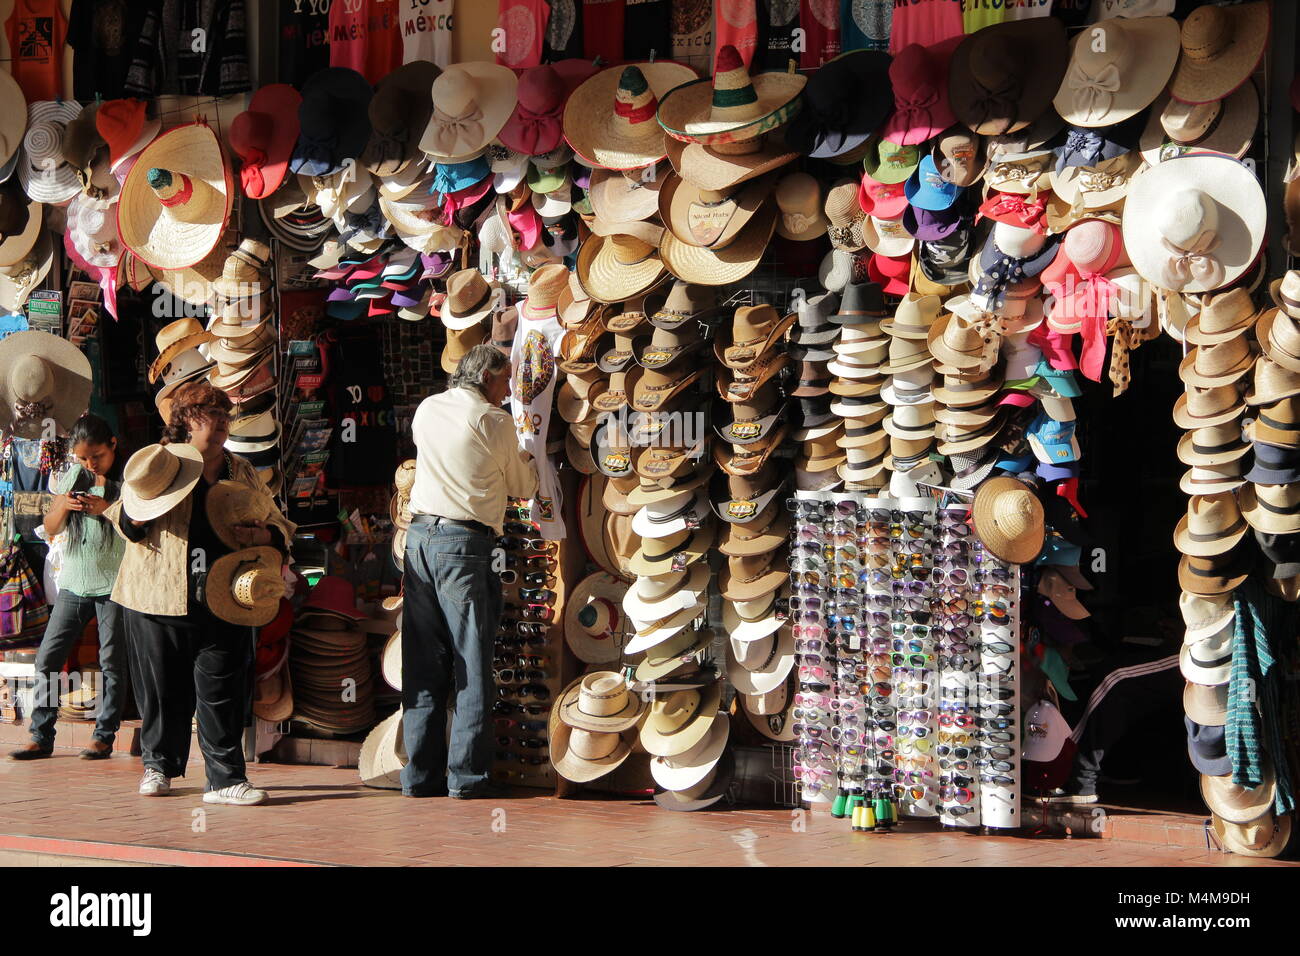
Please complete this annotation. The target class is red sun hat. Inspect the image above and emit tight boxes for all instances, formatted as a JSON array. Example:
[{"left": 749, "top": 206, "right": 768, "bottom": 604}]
[
  {"left": 301, "top": 575, "right": 366, "bottom": 621},
  {"left": 882, "top": 37, "right": 963, "bottom": 147},
  {"left": 978, "top": 190, "right": 1049, "bottom": 234},
  {"left": 229, "top": 83, "right": 303, "bottom": 200},
  {"left": 499, "top": 59, "right": 599, "bottom": 157}
]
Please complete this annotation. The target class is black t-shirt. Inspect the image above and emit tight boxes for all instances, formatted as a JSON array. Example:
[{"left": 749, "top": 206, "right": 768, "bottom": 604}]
[
  {"left": 623, "top": 0, "right": 672, "bottom": 60},
  {"left": 542, "top": 0, "right": 585, "bottom": 60},
  {"left": 67, "top": 0, "right": 143, "bottom": 100},
  {"left": 279, "top": 3, "right": 331, "bottom": 88},
  {"left": 756, "top": 0, "right": 800, "bottom": 72},
  {"left": 324, "top": 329, "right": 398, "bottom": 487}
]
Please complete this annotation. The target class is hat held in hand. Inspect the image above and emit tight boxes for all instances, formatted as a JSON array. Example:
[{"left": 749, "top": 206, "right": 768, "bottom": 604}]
[{"left": 206, "top": 546, "right": 284, "bottom": 627}]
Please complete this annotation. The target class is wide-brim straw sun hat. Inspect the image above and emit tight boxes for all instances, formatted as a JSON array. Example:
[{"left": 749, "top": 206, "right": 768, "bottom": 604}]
[
  {"left": 0, "top": 329, "right": 94, "bottom": 435},
  {"left": 659, "top": 203, "right": 777, "bottom": 286},
  {"left": 576, "top": 232, "right": 668, "bottom": 303},
  {"left": 1168, "top": 1, "right": 1269, "bottom": 106},
  {"left": 416, "top": 62, "right": 518, "bottom": 162},
  {"left": 563, "top": 572, "right": 631, "bottom": 664},
  {"left": 206, "top": 545, "right": 284, "bottom": 627},
  {"left": 972, "top": 476, "right": 1045, "bottom": 564},
  {"left": 16, "top": 100, "right": 82, "bottom": 203},
  {"left": 120, "top": 442, "right": 204, "bottom": 522},
  {"left": 118, "top": 121, "right": 232, "bottom": 272},
  {"left": 565, "top": 61, "right": 700, "bottom": 171},
  {"left": 656, "top": 45, "right": 805, "bottom": 146},
  {"left": 1052, "top": 15, "right": 1180, "bottom": 128}
]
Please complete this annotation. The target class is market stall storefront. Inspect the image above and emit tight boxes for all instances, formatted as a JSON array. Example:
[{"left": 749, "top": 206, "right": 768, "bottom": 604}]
[{"left": 0, "top": 0, "right": 1295, "bottom": 859}]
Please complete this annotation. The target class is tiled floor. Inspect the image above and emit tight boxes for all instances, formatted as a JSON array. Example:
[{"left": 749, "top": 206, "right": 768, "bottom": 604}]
[{"left": 0, "top": 753, "right": 1293, "bottom": 867}]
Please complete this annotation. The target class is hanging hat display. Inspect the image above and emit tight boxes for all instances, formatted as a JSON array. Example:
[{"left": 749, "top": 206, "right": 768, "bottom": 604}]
[{"left": 563, "top": 62, "right": 699, "bottom": 171}]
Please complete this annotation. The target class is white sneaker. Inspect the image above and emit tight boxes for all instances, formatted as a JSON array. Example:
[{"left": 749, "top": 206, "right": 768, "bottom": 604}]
[
  {"left": 203, "top": 782, "right": 268, "bottom": 806},
  {"left": 139, "top": 769, "right": 171, "bottom": 796}
]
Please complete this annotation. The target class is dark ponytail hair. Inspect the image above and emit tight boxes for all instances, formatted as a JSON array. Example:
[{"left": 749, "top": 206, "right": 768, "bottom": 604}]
[{"left": 65, "top": 413, "right": 123, "bottom": 556}]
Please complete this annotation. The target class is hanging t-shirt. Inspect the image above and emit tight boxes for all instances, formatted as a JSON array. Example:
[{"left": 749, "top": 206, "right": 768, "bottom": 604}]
[
  {"left": 324, "top": 329, "right": 398, "bottom": 487},
  {"left": 625, "top": 0, "right": 672, "bottom": 61},
  {"left": 401, "top": 0, "right": 454, "bottom": 66},
  {"left": 509, "top": 306, "right": 567, "bottom": 540},
  {"left": 329, "top": 0, "right": 403, "bottom": 84},
  {"left": 961, "top": 0, "right": 1006, "bottom": 32},
  {"left": 67, "top": 0, "right": 142, "bottom": 100},
  {"left": 799, "top": 0, "right": 841, "bottom": 68},
  {"left": 841, "top": 0, "right": 890, "bottom": 52},
  {"left": 889, "top": 0, "right": 963, "bottom": 53},
  {"left": 671, "top": 0, "right": 712, "bottom": 64},
  {"left": 279, "top": 3, "right": 330, "bottom": 89},
  {"left": 496, "top": 0, "right": 548, "bottom": 68},
  {"left": 543, "top": 0, "right": 583, "bottom": 59},
  {"left": 714, "top": 0, "right": 758, "bottom": 69},
  {"left": 582, "top": 0, "right": 624, "bottom": 61},
  {"left": 1051, "top": 0, "right": 1092, "bottom": 27},
  {"left": 757, "top": 0, "right": 800, "bottom": 71},
  {"left": 5, "top": 0, "right": 67, "bottom": 101},
  {"left": 1002, "top": 0, "right": 1052, "bottom": 18}
]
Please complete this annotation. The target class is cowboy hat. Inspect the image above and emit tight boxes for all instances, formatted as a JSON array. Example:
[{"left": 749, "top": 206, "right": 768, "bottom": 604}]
[
  {"left": 358, "top": 708, "right": 406, "bottom": 790},
  {"left": 719, "top": 551, "right": 786, "bottom": 602},
  {"left": 564, "top": 573, "right": 631, "bottom": 664},
  {"left": 972, "top": 476, "right": 1045, "bottom": 564},
  {"left": 948, "top": 18, "right": 1069, "bottom": 136},
  {"left": 564, "top": 62, "right": 700, "bottom": 171},
  {"left": 118, "top": 121, "right": 232, "bottom": 271},
  {"left": 0, "top": 329, "right": 94, "bottom": 436},
  {"left": 625, "top": 597, "right": 708, "bottom": 655},
  {"left": 205, "top": 479, "right": 277, "bottom": 551},
  {"left": 659, "top": 202, "right": 777, "bottom": 286},
  {"left": 549, "top": 689, "right": 636, "bottom": 783},
  {"left": 725, "top": 626, "right": 795, "bottom": 695},
  {"left": 0, "top": 70, "right": 25, "bottom": 177},
  {"left": 622, "top": 562, "right": 710, "bottom": 623},
  {"left": 657, "top": 44, "right": 805, "bottom": 146},
  {"left": 206, "top": 546, "right": 284, "bottom": 627},
  {"left": 120, "top": 443, "right": 204, "bottom": 522},
  {"left": 649, "top": 713, "right": 730, "bottom": 792},
  {"left": 639, "top": 680, "right": 723, "bottom": 757},
  {"left": 1123, "top": 154, "right": 1265, "bottom": 295}
]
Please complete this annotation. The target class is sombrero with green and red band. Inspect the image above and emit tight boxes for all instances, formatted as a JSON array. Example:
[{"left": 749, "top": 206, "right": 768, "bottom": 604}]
[{"left": 657, "top": 45, "right": 806, "bottom": 147}]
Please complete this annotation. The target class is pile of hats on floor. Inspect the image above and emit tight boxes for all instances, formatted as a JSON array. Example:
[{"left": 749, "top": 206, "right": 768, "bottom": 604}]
[
  {"left": 289, "top": 576, "right": 376, "bottom": 736},
  {"left": 252, "top": 599, "right": 294, "bottom": 724}
]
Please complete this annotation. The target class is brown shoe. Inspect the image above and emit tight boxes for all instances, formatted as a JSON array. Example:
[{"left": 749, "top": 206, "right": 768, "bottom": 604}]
[
  {"left": 8, "top": 742, "right": 52, "bottom": 760},
  {"left": 79, "top": 740, "right": 112, "bottom": 760}
]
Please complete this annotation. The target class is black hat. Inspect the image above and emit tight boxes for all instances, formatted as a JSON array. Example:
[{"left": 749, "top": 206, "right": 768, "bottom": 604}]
[
  {"left": 830, "top": 280, "right": 888, "bottom": 325},
  {"left": 784, "top": 51, "right": 894, "bottom": 159},
  {"left": 1243, "top": 440, "right": 1300, "bottom": 485}
]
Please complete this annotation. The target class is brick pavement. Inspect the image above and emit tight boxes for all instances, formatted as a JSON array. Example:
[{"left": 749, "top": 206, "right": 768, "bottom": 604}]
[{"left": 0, "top": 754, "right": 1293, "bottom": 867}]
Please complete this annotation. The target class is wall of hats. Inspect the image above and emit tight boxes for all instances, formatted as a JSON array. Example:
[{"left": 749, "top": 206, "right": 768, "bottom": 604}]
[{"left": 1, "top": 1, "right": 1293, "bottom": 850}]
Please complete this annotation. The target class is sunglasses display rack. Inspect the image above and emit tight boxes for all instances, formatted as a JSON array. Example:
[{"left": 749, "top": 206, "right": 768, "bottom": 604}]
[
  {"left": 490, "top": 498, "right": 562, "bottom": 789},
  {"left": 788, "top": 492, "right": 1022, "bottom": 832}
]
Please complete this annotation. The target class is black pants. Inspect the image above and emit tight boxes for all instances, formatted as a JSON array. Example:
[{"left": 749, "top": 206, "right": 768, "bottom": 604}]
[{"left": 123, "top": 605, "right": 253, "bottom": 790}]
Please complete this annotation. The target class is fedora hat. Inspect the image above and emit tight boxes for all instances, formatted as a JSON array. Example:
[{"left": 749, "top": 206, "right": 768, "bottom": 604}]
[
  {"left": 1239, "top": 482, "right": 1300, "bottom": 535},
  {"left": 949, "top": 18, "right": 1068, "bottom": 136},
  {"left": 1185, "top": 288, "right": 1257, "bottom": 347},
  {"left": 876, "top": 336, "right": 934, "bottom": 378},
  {"left": 0, "top": 330, "right": 94, "bottom": 436},
  {"left": 1270, "top": 269, "right": 1300, "bottom": 319},
  {"left": 972, "top": 476, "right": 1044, "bottom": 564},
  {"left": 831, "top": 280, "right": 889, "bottom": 326},
  {"left": 417, "top": 62, "right": 517, "bottom": 162},
  {"left": 650, "top": 713, "right": 730, "bottom": 792},
  {"left": 229, "top": 84, "right": 302, "bottom": 198},
  {"left": 1173, "top": 383, "right": 1246, "bottom": 430},
  {"left": 660, "top": 201, "right": 776, "bottom": 286},
  {"left": 1258, "top": 308, "right": 1300, "bottom": 375},
  {"left": 640, "top": 680, "right": 723, "bottom": 757},
  {"left": 1184, "top": 593, "right": 1234, "bottom": 642},
  {"left": 1176, "top": 421, "right": 1249, "bottom": 468},
  {"left": 576, "top": 232, "right": 668, "bottom": 304},
  {"left": 1246, "top": 396, "right": 1300, "bottom": 448},
  {"left": 564, "top": 573, "right": 631, "bottom": 664},
  {"left": 725, "top": 626, "right": 795, "bottom": 696},
  {"left": 775, "top": 172, "right": 827, "bottom": 241},
  {"left": 1140, "top": 84, "right": 1259, "bottom": 166},
  {"left": 1178, "top": 337, "right": 1255, "bottom": 389},
  {"left": 1054, "top": 15, "right": 1179, "bottom": 128},
  {"left": 784, "top": 50, "right": 892, "bottom": 158},
  {"left": 118, "top": 121, "right": 232, "bottom": 272},
  {"left": 565, "top": 62, "right": 699, "bottom": 171},
  {"left": 205, "top": 479, "right": 277, "bottom": 551},
  {"left": 1246, "top": 355, "right": 1300, "bottom": 408},
  {"left": 1179, "top": 546, "right": 1253, "bottom": 596},
  {"left": 719, "top": 551, "right": 786, "bottom": 602},
  {"left": 120, "top": 443, "right": 204, "bottom": 522},
  {"left": 658, "top": 44, "right": 804, "bottom": 146},
  {"left": 1184, "top": 681, "right": 1229, "bottom": 729},
  {"left": 206, "top": 546, "right": 284, "bottom": 627},
  {"left": 635, "top": 626, "right": 716, "bottom": 683},
  {"left": 1124, "top": 155, "right": 1265, "bottom": 295},
  {"left": 1211, "top": 813, "right": 1291, "bottom": 859},
  {"left": 1175, "top": 493, "right": 1249, "bottom": 557},
  {"left": 927, "top": 312, "right": 992, "bottom": 371},
  {"left": 1201, "top": 768, "right": 1274, "bottom": 825},
  {"left": 880, "top": 293, "right": 942, "bottom": 340},
  {"left": 622, "top": 561, "right": 710, "bottom": 622},
  {"left": 16, "top": 100, "right": 82, "bottom": 203},
  {"left": 442, "top": 269, "right": 501, "bottom": 330},
  {"left": 1245, "top": 441, "right": 1300, "bottom": 486},
  {"left": 1181, "top": 461, "right": 1247, "bottom": 497},
  {"left": 557, "top": 671, "right": 646, "bottom": 733},
  {"left": 1169, "top": 2, "right": 1269, "bottom": 106}
]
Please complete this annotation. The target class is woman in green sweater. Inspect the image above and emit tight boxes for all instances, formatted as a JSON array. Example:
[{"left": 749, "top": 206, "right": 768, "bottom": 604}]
[{"left": 9, "top": 414, "right": 126, "bottom": 761}]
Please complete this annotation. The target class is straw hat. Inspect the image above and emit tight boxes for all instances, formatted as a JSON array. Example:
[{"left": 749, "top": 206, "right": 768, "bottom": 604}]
[
  {"left": 1123, "top": 155, "right": 1265, "bottom": 295},
  {"left": 118, "top": 122, "right": 231, "bottom": 272},
  {"left": 16, "top": 100, "right": 82, "bottom": 203},
  {"left": 948, "top": 18, "right": 1069, "bottom": 136},
  {"left": 557, "top": 671, "right": 647, "bottom": 733},
  {"left": 576, "top": 233, "right": 668, "bottom": 304},
  {"left": 1201, "top": 768, "right": 1274, "bottom": 825},
  {"left": 649, "top": 714, "right": 730, "bottom": 792},
  {"left": 206, "top": 546, "right": 284, "bottom": 627},
  {"left": 120, "top": 443, "right": 204, "bottom": 522},
  {"left": 1258, "top": 308, "right": 1300, "bottom": 375},
  {"left": 564, "top": 62, "right": 700, "bottom": 171},
  {"left": 1174, "top": 493, "right": 1249, "bottom": 557},
  {"left": 823, "top": 178, "right": 866, "bottom": 251},
  {"left": 657, "top": 45, "right": 805, "bottom": 146},
  {"left": 1168, "top": 2, "right": 1269, "bottom": 106},
  {"left": 725, "top": 626, "right": 795, "bottom": 695},
  {"left": 549, "top": 690, "right": 636, "bottom": 783},
  {"left": 1210, "top": 812, "right": 1291, "bottom": 859},
  {"left": 639, "top": 680, "right": 723, "bottom": 757},
  {"left": 659, "top": 203, "right": 776, "bottom": 286},
  {"left": 1239, "top": 483, "right": 1300, "bottom": 535},
  {"left": 775, "top": 172, "right": 826, "bottom": 241},
  {"left": 972, "top": 476, "right": 1045, "bottom": 564},
  {"left": 1053, "top": 15, "right": 1179, "bottom": 128},
  {"left": 563, "top": 573, "right": 631, "bottom": 664},
  {"left": 1176, "top": 420, "right": 1249, "bottom": 468},
  {"left": 1140, "top": 86, "right": 1259, "bottom": 166},
  {"left": 442, "top": 269, "right": 501, "bottom": 330},
  {"left": 205, "top": 479, "right": 276, "bottom": 551},
  {"left": 358, "top": 708, "right": 406, "bottom": 790},
  {"left": 414, "top": 62, "right": 518, "bottom": 162},
  {"left": 0, "top": 329, "right": 94, "bottom": 436}
]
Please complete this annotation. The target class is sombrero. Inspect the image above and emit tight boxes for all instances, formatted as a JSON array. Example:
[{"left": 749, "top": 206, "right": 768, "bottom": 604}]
[
  {"left": 657, "top": 44, "right": 804, "bottom": 146},
  {"left": 564, "top": 61, "right": 699, "bottom": 170}
]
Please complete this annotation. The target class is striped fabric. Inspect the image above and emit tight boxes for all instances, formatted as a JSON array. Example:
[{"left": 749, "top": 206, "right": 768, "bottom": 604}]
[{"left": 1227, "top": 581, "right": 1295, "bottom": 816}]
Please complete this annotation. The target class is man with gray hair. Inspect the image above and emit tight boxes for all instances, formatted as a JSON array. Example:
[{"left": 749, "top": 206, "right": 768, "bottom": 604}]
[{"left": 403, "top": 344, "right": 538, "bottom": 799}]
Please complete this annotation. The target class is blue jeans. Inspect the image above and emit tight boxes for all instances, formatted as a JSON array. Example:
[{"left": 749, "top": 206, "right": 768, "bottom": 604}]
[
  {"left": 29, "top": 592, "right": 125, "bottom": 748},
  {"left": 400, "top": 520, "right": 501, "bottom": 796}
]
